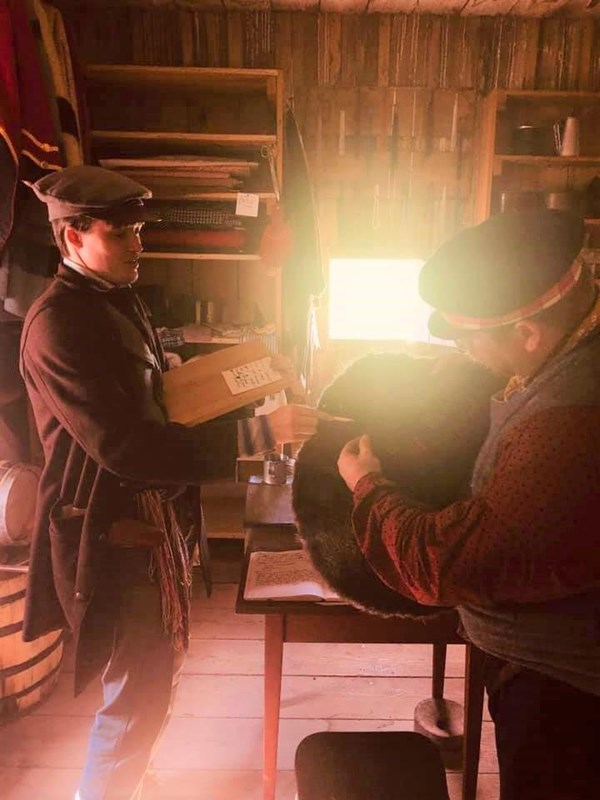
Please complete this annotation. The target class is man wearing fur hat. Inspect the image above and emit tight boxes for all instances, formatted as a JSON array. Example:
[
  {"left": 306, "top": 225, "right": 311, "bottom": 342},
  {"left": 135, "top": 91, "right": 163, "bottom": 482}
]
[
  {"left": 338, "top": 209, "right": 600, "bottom": 800},
  {"left": 21, "top": 165, "right": 326, "bottom": 800}
]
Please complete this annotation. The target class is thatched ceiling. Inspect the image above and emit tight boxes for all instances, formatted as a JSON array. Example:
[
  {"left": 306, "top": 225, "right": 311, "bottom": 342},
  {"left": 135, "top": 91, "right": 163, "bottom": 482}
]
[{"left": 59, "top": 0, "right": 600, "bottom": 16}]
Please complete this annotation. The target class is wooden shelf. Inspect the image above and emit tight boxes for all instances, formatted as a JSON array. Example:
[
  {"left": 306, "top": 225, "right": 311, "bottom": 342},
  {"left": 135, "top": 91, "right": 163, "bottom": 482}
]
[
  {"left": 495, "top": 154, "right": 600, "bottom": 171},
  {"left": 474, "top": 89, "right": 600, "bottom": 223},
  {"left": 85, "top": 64, "right": 285, "bottom": 342},
  {"left": 85, "top": 64, "right": 280, "bottom": 93},
  {"left": 201, "top": 337, "right": 241, "bottom": 345},
  {"left": 496, "top": 89, "right": 600, "bottom": 103},
  {"left": 140, "top": 251, "right": 261, "bottom": 261},
  {"left": 91, "top": 131, "right": 277, "bottom": 149},
  {"left": 149, "top": 191, "right": 277, "bottom": 202},
  {"left": 164, "top": 335, "right": 242, "bottom": 346}
]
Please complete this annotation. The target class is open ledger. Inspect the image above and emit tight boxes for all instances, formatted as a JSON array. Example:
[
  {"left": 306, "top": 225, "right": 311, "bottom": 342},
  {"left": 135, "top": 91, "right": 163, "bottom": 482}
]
[{"left": 243, "top": 549, "right": 343, "bottom": 603}]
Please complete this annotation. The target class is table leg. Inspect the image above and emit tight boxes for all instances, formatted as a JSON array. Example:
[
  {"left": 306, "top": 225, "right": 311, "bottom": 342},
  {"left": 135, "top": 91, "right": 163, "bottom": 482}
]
[
  {"left": 264, "top": 614, "right": 285, "bottom": 800},
  {"left": 432, "top": 643, "right": 447, "bottom": 699},
  {"left": 462, "top": 643, "right": 486, "bottom": 800}
]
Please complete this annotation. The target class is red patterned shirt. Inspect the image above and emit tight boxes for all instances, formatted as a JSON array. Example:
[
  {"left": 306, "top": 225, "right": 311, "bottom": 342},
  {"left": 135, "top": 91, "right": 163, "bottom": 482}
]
[{"left": 352, "top": 402, "right": 600, "bottom": 607}]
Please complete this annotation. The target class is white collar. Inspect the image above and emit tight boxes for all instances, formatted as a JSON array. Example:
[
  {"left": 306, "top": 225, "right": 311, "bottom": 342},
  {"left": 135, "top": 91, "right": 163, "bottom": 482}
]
[{"left": 62, "top": 257, "right": 119, "bottom": 291}]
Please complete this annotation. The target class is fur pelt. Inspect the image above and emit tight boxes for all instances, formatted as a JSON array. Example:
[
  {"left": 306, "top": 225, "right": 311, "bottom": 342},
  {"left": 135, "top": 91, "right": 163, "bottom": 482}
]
[{"left": 292, "top": 351, "right": 504, "bottom": 618}]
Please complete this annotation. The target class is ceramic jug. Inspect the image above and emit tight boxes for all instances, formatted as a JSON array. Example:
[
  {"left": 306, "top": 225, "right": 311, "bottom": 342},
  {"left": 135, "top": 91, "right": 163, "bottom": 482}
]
[{"left": 554, "top": 116, "right": 580, "bottom": 157}]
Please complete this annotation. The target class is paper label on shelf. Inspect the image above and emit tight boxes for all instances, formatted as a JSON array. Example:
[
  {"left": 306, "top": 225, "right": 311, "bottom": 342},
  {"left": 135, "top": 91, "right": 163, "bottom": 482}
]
[
  {"left": 222, "top": 357, "right": 281, "bottom": 396},
  {"left": 235, "top": 192, "right": 260, "bottom": 217}
]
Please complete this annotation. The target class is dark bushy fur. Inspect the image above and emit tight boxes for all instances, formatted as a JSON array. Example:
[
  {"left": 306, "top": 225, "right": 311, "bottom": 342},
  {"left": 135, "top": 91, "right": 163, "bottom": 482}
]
[{"left": 292, "top": 352, "right": 504, "bottom": 618}]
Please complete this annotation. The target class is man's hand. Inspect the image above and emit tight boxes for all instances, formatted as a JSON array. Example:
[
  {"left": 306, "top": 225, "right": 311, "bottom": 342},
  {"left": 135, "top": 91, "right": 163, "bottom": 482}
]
[
  {"left": 267, "top": 404, "right": 334, "bottom": 444},
  {"left": 337, "top": 435, "right": 382, "bottom": 492},
  {"left": 164, "top": 351, "right": 183, "bottom": 369},
  {"left": 270, "top": 354, "right": 304, "bottom": 398}
]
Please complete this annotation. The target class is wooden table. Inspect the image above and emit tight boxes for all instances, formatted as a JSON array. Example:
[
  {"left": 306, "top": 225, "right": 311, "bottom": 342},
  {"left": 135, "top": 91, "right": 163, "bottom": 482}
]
[{"left": 236, "top": 482, "right": 485, "bottom": 800}]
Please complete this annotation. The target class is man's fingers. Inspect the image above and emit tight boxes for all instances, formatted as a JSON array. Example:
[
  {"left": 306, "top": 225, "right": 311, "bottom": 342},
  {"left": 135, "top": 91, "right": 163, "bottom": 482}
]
[
  {"left": 359, "top": 434, "right": 373, "bottom": 454},
  {"left": 341, "top": 436, "right": 362, "bottom": 456},
  {"left": 268, "top": 357, "right": 304, "bottom": 396},
  {"left": 273, "top": 405, "right": 354, "bottom": 443},
  {"left": 270, "top": 355, "right": 299, "bottom": 380}
]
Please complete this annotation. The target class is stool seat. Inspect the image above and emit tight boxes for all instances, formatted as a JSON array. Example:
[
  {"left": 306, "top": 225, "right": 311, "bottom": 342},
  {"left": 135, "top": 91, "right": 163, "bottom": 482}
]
[{"left": 295, "top": 731, "right": 450, "bottom": 800}]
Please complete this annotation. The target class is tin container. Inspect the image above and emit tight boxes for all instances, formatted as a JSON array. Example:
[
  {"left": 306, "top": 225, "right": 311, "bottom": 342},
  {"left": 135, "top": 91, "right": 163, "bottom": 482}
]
[
  {"left": 263, "top": 454, "right": 290, "bottom": 485},
  {"left": 511, "top": 125, "right": 553, "bottom": 156},
  {"left": 545, "top": 190, "right": 584, "bottom": 213},
  {"left": 498, "top": 190, "right": 544, "bottom": 214},
  {"left": 195, "top": 299, "right": 221, "bottom": 325}
]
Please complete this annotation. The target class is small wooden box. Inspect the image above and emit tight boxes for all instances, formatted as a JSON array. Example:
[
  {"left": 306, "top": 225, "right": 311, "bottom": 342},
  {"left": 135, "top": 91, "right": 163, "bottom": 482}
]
[{"left": 162, "top": 340, "right": 291, "bottom": 426}]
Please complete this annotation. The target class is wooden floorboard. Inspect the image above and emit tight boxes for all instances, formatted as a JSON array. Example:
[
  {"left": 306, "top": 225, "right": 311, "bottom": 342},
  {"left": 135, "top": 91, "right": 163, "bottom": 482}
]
[
  {"left": 0, "top": 768, "right": 500, "bottom": 800},
  {"left": 0, "top": 547, "right": 499, "bottom": 799}
]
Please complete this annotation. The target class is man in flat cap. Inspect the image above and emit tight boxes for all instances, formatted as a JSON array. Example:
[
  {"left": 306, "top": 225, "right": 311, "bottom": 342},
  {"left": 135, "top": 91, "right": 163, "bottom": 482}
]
[
  {"left": 338, "top": 209, "right": 600, "bottom": 799},
  {"left": 20, "top": 165, "right": 327, "bottom": 800}
]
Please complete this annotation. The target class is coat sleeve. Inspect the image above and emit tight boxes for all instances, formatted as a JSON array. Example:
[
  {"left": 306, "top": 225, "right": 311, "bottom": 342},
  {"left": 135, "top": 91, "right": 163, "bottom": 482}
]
[
  {"left": 351, "top": 406, "right": 600, "bottom": 606},
  {"left": 22, "top": 301, "right": 240, "bottom": 485}
]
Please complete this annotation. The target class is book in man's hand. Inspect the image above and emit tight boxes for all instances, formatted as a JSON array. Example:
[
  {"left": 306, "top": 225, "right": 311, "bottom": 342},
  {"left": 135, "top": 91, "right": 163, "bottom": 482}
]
[{"left": 243, "top": 549, "right": 343, "bottom": 603}]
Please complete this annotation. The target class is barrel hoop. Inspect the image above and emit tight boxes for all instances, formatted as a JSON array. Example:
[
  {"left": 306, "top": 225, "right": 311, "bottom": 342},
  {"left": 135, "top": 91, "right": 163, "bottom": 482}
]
[
  {"left": 1, "top": 661, "right": 62, "bottom": 702},
  {"left": 0, "top": 620, "right": 23, "bottom": 637},
  {"left": 0, "top": 588, "right": 26, "bottom": 607},
  {"left": 0, "top": 631, "right": 64, "bottom": 679}
]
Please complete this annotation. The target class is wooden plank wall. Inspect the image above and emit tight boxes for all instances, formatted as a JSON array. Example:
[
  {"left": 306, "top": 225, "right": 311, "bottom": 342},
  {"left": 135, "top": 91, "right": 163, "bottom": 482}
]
[
  {"left": 57, "top": 6, "right": 598, "bottom": 394},
  {"left": 63, "top": 8, "right": 600, "bottom": 262}
]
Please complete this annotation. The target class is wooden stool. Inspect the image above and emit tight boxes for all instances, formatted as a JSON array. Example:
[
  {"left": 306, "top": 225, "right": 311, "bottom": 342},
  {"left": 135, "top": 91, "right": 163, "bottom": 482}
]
[{"left": 295, "top": 731, "right": 450, "bottom": 800}]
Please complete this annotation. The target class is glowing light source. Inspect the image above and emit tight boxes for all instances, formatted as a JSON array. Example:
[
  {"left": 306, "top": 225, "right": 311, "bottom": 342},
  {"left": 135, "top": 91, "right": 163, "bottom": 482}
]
[{"left": 328, "top": 258, "right": 439, "bottom": 342}]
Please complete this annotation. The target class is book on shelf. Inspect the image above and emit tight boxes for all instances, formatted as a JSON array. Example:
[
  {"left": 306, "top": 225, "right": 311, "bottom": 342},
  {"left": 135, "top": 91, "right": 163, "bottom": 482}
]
[
  {"left": 99, "top": 155, "right": 259, "bottom": 170},
  {"left": 243, "top": 548, "right": 342, "bottom": 603}
]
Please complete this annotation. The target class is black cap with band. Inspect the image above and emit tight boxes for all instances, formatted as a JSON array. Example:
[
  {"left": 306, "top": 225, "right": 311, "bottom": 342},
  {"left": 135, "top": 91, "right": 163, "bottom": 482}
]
[{"left": 419, "top": 209, "right": 586, "bottom": 340}]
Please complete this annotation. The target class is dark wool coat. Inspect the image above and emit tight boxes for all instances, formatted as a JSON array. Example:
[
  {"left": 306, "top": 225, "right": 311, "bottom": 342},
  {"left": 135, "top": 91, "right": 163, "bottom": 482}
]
[{"left": 20, "top": 264, "right": 240, "bottom": 693}]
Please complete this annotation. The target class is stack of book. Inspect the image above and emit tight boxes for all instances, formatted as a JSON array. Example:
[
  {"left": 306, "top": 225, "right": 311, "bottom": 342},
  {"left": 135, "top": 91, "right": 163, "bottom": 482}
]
[{"left": 99, "top": 155, "right": 259, "bottom": 194}]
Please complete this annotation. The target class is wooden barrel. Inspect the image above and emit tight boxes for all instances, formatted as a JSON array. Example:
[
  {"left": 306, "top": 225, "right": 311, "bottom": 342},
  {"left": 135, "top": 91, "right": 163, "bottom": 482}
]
[
  {"left": 0, "top": 570, "right": 63, "bottom": 723},
  {"left": 0, "top": 461, "right": 40, "bottom": 547}
]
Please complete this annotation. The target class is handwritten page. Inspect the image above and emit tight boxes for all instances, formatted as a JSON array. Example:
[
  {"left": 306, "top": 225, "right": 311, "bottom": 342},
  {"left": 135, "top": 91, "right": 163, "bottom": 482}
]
[
  {"left": 243, "top": 549, "right": 342, "bottom": 602},
  {"left": 222, "top": 357, "right": 282, "bottom": 396},
  {"left": 235, "top": 192, "right": 260, "bottom": 217}
]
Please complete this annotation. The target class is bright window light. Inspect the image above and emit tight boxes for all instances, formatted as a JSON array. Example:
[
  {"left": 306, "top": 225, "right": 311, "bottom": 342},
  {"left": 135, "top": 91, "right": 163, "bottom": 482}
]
[{"left": 328, "top": 258, "right": 440, "bottom": 342}]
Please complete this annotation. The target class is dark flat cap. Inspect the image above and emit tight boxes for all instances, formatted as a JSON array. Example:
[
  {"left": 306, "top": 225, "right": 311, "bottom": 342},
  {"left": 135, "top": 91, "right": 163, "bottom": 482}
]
[
  {"left": 26, "top": 165, "right": 160, "bottom": 224},
  {"left": 420, "top": 209, "right": 586, "bottom": 339}
]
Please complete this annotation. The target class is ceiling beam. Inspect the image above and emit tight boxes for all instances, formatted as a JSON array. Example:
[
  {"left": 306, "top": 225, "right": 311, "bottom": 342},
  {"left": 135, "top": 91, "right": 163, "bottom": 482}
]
[{"left": 55, "top": 0, "right": 600, "bottom": 16}]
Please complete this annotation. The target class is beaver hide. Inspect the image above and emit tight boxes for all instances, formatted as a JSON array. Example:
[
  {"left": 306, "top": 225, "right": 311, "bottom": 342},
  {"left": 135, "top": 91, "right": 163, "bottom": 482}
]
[{"left": 292, "top": 352, "right": 504, "bottom": 618}]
